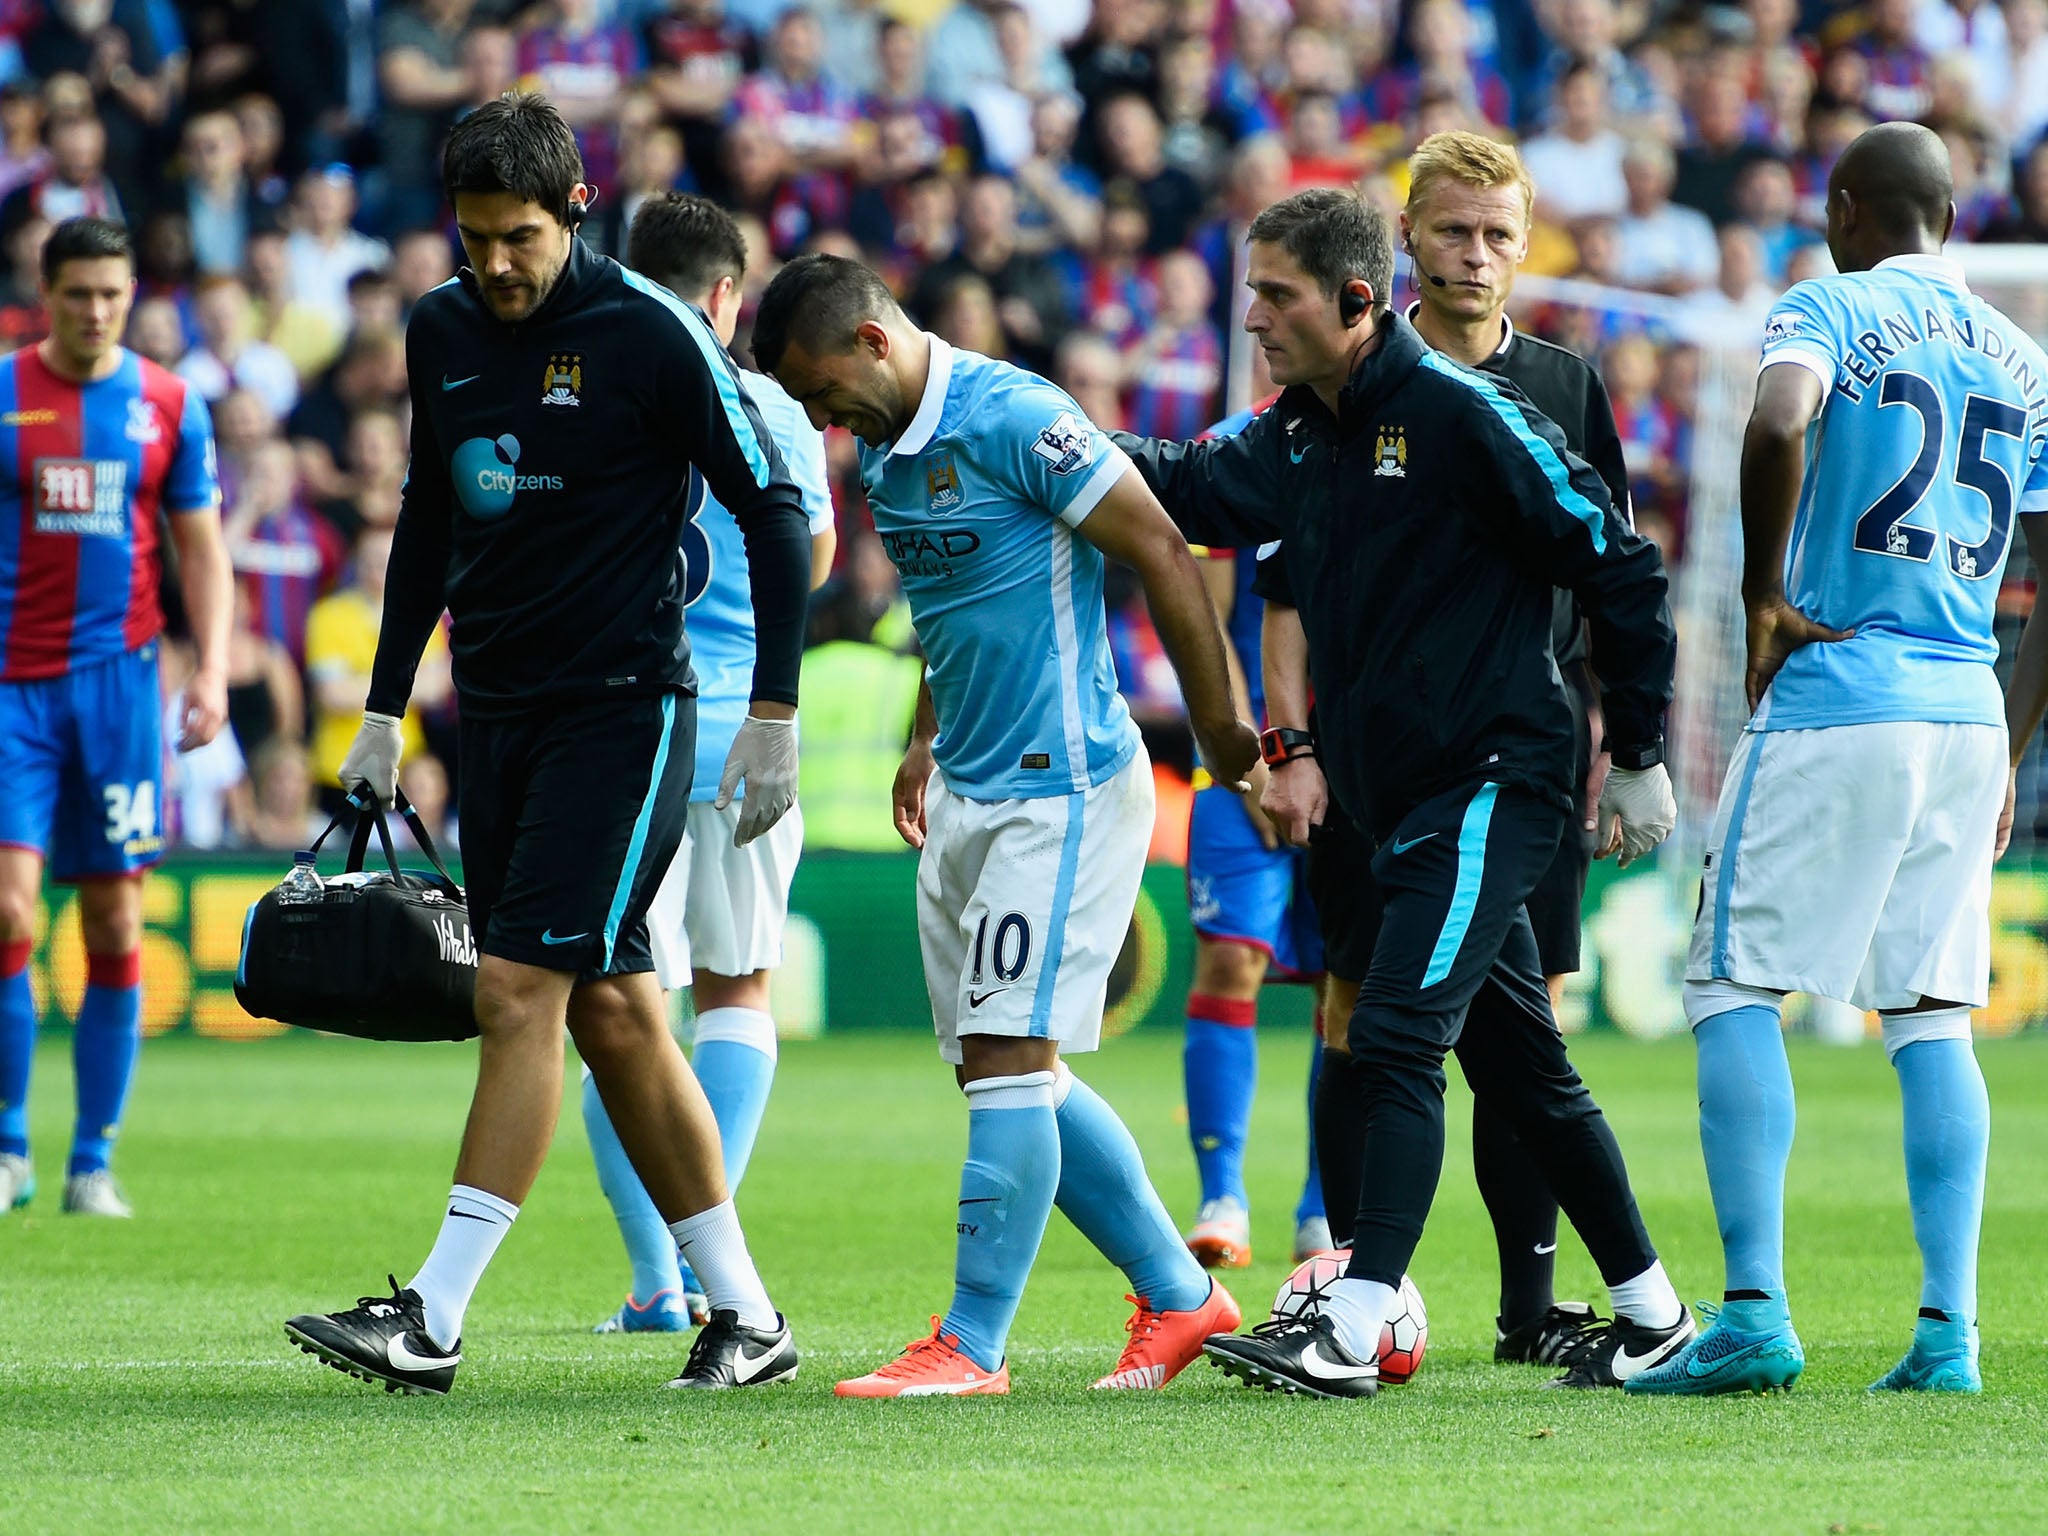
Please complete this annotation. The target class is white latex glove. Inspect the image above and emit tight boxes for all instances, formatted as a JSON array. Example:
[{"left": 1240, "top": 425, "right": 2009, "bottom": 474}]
[
  {"left": 1596, "top": 762, "right": 1677, "bottom": 869},
  {"left": 716, "top": 714, "right": 799, "bottom": 847},
  {"left": 338, "top": 711, "right": 403, "bottom": 806}
]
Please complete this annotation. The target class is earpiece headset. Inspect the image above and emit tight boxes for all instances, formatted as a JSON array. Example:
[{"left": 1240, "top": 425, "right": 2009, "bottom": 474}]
[
  {"left": 1340, "top": 282, "right": 1370, "bottom": 324},
  {"left": 1403, "top": 231, "right": 1448, "bottom": 289},
  {"left": 569, "top": 183, "right": 597, "bottom": 228}
]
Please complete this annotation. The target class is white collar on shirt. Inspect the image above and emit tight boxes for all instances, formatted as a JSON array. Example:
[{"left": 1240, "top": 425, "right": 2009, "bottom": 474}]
[
  {"left": 1403, "top": 300, "right": 1515, "bottom": 361},
  {"left": 1874, "top": 252, "right": 1970, "bottom": 291},
  {"left": 889, "top": 332, "right": 954, "bottom": 457}
]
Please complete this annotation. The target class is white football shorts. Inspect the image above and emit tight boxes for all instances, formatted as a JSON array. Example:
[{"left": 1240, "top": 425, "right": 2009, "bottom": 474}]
[
  {"left": 919, "top": 750, "right": 1154, "bottom": 1064},
  {"left": 1686, "top": 720, "right": 2005, "bottom": 1011},
  {"left": 648, "top": 799, "right": 804, "bottom": 988}
]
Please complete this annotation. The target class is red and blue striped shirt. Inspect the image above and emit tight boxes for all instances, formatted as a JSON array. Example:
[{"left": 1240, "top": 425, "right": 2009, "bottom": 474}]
[{"left": 0, "top": 346, "right": 219, "bottom": 681}]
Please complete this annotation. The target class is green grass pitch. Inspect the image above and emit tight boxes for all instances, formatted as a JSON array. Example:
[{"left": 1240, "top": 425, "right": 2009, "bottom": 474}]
[{"left": 5, "top": 1028, "right": 2047, "bottom": 1534}]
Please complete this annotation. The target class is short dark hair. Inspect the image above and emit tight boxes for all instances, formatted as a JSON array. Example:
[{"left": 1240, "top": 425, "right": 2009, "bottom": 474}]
[
  {"left": 442, "top": 91, "right": 583, "bottom": 226},
  {"left": 751, "top": 252, "right": 903, "bottom": 373},
  {"left": 1245, "top": 188, "right": 1393, "bottom": 311},
  {"left": 627, "top": 192, "right": 748, "bottom": 303},
  {"left": 41, "top": 215, "right": 132, "bottom": 283}
]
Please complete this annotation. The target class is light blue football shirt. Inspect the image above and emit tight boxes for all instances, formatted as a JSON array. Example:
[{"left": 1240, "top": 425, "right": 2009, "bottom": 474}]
[
  {"left": 860, "top": 335, "right": 1140, "bottom": 801},
  {"left": 1752, "top": 254, "right": 2048, "bottom": 732},
  {"left": 683, "top": 368, "right": 835, "bottom": 800}
]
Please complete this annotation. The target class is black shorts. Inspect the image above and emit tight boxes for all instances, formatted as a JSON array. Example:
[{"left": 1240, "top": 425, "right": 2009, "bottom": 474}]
[
  {"left": 1305, "top": 810, "right": 1384, "bottom": 984},
  {"left": 1524, "top": 661, "right": 1593, "bottom": 976},
  {"left": 457, "top": 689, "right": 695, "bottom": 978}
]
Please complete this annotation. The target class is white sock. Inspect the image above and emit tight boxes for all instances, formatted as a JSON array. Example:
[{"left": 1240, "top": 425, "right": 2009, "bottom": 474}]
[
  {"left": 409, "top": 1184, "right": 519, "bottom": 1349},
  {"left": 691, "top": 1005, "right": 779, "bottom": 1059},
  {"left": 1607, "top": 1259, "right": 1683, "bottom": 1330},
  {"left": 668, "top": 1199, "right": 777, "bottom": 1330},
  {"left": 1321, "top": 1276, "right": 1396, "bottom": 1363}
]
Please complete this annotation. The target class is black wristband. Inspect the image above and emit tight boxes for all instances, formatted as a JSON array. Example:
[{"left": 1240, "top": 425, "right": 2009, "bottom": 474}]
[{"left": 1260, "top": 727, "right": 1316, "bottom": 768}]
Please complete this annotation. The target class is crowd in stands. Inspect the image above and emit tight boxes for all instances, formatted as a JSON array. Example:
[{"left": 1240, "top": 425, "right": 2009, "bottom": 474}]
[{"left": 0, "top": 0, "right": 2038, "bottom": 849}]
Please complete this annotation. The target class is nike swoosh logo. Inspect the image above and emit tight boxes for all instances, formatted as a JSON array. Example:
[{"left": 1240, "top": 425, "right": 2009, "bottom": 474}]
[
  {"left": 1615, "top": 1335, "right": 1687, "bottom": 1377},
  {"left": 447, "top": 1208, "right": 493, "bottom": 1223},
  {"left": 1533, "top": 1241, "right": 1558, "bottom": 1255},
  {"left": 441, "top": 374, "right": 480, "bottom": 391},
  {"left": 1299, "top": 1343, "right": 1376, "bottom": 1382},
  {"left": 1391, "top": 832, "right": 1438, "bottom": 854},
  {"left": 386, "top": 1333, "right": 458, "bottom": 1372},
  {"left": 540, "top": 929, "right": 590, "bottom": 946},
  {"left": 958, "top": 1197, "right": 1000, "bottom": 1206},
  {"left": 731, "top": 1337, "right": 785, "bottom": 1384},
  {"left": 967, "top": 988, "right": 1009, "bottom": 1008},
  {"left": 1289, "top": 445, "right": 1309, "bottom": 463}
]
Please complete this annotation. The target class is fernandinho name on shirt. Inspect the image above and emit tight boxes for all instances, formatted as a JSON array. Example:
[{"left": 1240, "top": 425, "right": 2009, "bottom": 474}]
[{"left": 1798, "top": 299, "right": 2048, "bottom": 422}]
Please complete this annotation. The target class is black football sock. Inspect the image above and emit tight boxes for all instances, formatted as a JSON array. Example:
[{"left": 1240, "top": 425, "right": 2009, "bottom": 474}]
[
  {"left": 1314, "top": 1049, "right": 1366, "bottom": 1250},
  {"left": 1472, "top": 1104, "right": 1561, "bottom": 1332}
]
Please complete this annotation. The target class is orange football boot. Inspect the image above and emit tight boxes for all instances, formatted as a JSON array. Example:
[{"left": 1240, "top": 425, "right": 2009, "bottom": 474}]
[
  {"left": 1186, "top": 1197, "right": 1253, "bottom": 1269},
  {"left": 1091, "top": 1280, "right": 1244, "bottom": 1389},
  {"left": 834, "top": 1318, "right": 1011, "bottom": 1398}
]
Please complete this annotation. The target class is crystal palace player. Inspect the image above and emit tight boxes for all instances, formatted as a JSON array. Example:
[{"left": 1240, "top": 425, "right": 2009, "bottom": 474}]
[
  {"left": 0, "top": 217, "right": 229, "bottom": 1221},
  {"left": 755, "top": 254, "right": 1259, "bottom": 1397},
  {"left": 1180, "top": 399, "right": 1331, "bottom": 1274},
  {"left": 1634, "top": 123, "right": 2048, "bottom": 1398},
  {"left": 583, "top": 193, "right": 837, "bottom": 1334}
]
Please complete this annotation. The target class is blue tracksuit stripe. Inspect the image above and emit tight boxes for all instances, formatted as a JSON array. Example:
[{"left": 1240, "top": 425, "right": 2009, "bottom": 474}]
[
  {"left": 619, "top": 268, "right": 770, "bottom": 487},
  {"left": 1419, "top": 351, "right": 1607, "bottom": 554},
  {"left": 602, "top": 692, "right": 678, "bottom": 969},
  {"left": 1422, "top": 783, "right": 1499, "bottom": 987}
]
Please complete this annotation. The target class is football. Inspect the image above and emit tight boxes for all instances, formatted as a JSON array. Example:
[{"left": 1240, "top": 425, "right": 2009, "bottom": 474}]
[{"left": 1270, "top": 1251, "right": 1429, "bottom": 1384}]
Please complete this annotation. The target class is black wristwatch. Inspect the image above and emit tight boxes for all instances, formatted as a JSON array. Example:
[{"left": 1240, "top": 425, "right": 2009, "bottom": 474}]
[
  {"left": 1260, "top": 727, "right": 1316, "bottom": 768},
  {"left": 1606, "top": 738, "right": 1665, "bottom": 772}
]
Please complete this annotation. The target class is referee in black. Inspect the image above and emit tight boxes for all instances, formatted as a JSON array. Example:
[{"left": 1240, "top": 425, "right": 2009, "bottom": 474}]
[
  {"left": 1114, "top": 186, "right": 1691, "bottom": 1398},
  {"left": 1260, "top": 133, "right": 1634, "bottom": 1369},
  {"left": 284, "top": 94, "right": 810, "bottom": 1395}
]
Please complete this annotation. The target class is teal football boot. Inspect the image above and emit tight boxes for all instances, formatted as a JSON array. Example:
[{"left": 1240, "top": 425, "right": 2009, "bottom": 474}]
[
  {"left": 1625, "top": 1297, "right": 1805, "bottom": 1396},
  {"left": 1870, "top": 1314, "right": 1981, "bottom": 1394}
]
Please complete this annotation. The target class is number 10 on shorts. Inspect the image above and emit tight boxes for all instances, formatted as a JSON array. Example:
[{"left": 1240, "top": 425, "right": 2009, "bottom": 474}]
[{"left": 971, "top": 912, "right": 1033, "bottom": 986}]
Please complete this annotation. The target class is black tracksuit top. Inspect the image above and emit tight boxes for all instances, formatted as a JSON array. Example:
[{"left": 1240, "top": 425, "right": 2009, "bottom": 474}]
[
  {"left": 367, "top": 240, "right": 810, "bottom": 721},
  {"left": 1258, "top": 310, "right": 1634, "bottom": 672},
  {"left": 1115, "top": 312, "right": 1675, "bottom": 842}
]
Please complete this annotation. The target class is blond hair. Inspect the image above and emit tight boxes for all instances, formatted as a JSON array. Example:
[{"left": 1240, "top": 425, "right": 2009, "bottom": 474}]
[{"left": 1406, "top": 131, "right": 1535, "bottom": 223}]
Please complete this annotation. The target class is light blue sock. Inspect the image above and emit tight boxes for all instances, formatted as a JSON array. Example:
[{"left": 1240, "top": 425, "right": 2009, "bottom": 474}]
[
  {"left": 1296, "top": 1034, "right": 1326, "bottom": 1226},
  {"left": 940, "top": 1074, "right": 1061, "bottom": 1372},
  {"left": 581, "top": 1072, "right": 683, "bottom": 1305},
  {"left": 0, "top": 951, "right": 32, "bottom": 1159},
  {"left": 69, "top": 966, "right": 141, "bottom": 1176},
  {"left": 1695, "top": 1003, "right": 1795, "bottom": 1297},
  {"left": 1892, "top": 1035, "right": 1988, "bottom": 1323},
  {"left": 1055, "top": 1068, "right": 1212, "bottom": 1312},
  {"left": 690, "top": 1007, "right": 778, "bottom": 1189},
  {"left": 1183, "top": 999, "right": 1257, "bottom": 1206}
]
